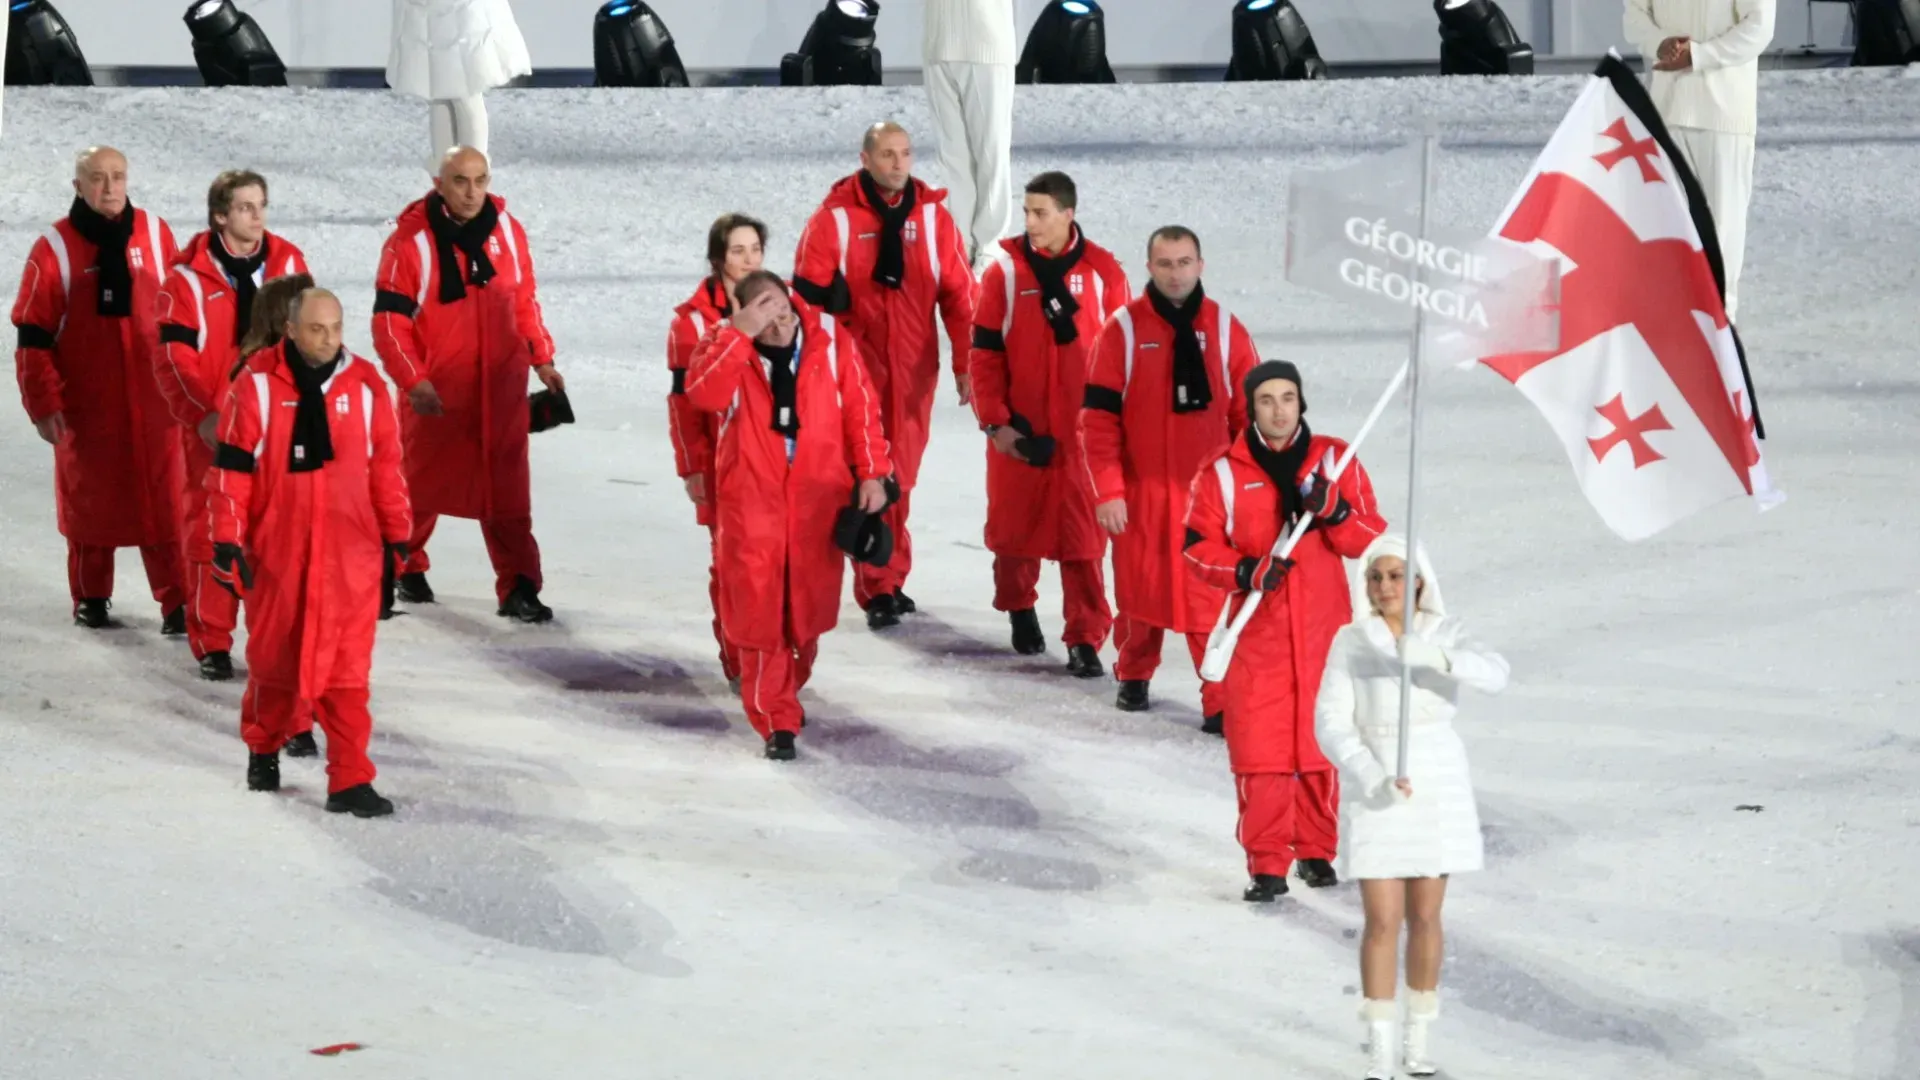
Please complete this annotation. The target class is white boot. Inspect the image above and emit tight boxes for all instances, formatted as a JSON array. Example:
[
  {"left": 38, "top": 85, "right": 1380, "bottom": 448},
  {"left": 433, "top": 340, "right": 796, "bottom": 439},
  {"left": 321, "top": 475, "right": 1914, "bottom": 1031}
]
[
  {"left": 1403, "top": 990, "right": 1440, "bottom": 1077},
  {"left": 1361, "top": 999, "right": 1398, "bottom": 1079}
]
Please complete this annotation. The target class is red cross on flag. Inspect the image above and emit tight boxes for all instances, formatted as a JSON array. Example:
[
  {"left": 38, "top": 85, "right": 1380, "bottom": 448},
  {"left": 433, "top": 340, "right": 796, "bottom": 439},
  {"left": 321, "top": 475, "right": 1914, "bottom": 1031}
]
[{"left": 1482, "top": 55, "right": 1783, "bottom": 541}]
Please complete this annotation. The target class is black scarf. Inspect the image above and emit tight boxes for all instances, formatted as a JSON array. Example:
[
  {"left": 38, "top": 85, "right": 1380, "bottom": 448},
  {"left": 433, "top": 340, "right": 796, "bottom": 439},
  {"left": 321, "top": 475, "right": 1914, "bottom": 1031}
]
[
  {"left": 858, "top": 171, "right": 917, "bottom": 291},
  {"left": 1020, "top": 230, "right": 1085, "bottom": 345},
  {"left": 211, "top": 234, "right": 267, "bottom": 344},
  {"left": 757, "top": 333, "right": 800, "bottom": 439},
  {"left": 67, "top": 197, "right": 136, "bottom": 318},
  {"left": 1146, "top": 281, "right": 1210, "bottom": 414},
  {"left": 425, "top": 193, "right": 499, "bottom": 305},
  {"left": 285, "top": 340, "right": 340, "bottom": 474},
  {"left": 1246, "top": 420, "right": 1313, "bottom": 526}
]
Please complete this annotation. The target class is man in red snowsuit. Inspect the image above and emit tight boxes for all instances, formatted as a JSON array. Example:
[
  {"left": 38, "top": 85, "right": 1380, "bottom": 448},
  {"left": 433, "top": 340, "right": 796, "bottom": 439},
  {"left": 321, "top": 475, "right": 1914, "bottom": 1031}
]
[
  {"left": 1183, "top": 360, "right": 1385, "bottom": 900},
  {"left": 792, "top": 122, "right": 973, "bottom": 630},
  {"left": 12, "top": 146, "right": 187, "bottom": 632},
  {"left": 668, "top": 213, "right": 768, "bottom": 689},
  {"left": 208, "top": 288, "right": 411, "bottom": 816},
  {"left": 682, "top": 270, "right": 892, "bottom": 760},
  {"left": 153, "top": 169, "right": 309, "bottom": 680},
  {"left": 970, "top": 171, "right": 1128, "bottom": 674},
  {"left": 1079, "top": 226, "right": 1259, "bottom": 728},
  {"left": 371, "top": 146, "right": 560, "bottom": 622}
]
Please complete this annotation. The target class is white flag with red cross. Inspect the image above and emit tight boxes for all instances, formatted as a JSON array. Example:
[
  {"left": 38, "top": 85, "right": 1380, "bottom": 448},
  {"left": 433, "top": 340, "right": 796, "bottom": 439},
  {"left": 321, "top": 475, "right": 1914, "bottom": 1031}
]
[{"left": 1481, "top": 54, "right": 1783, "bottom": 542}]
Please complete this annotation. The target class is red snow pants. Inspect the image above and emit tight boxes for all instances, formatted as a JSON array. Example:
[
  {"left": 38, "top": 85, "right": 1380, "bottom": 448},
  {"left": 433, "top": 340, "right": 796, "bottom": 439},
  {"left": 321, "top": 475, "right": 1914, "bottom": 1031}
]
[
  {"left": 707, "top": 522, "right": 739, "bottom": 682},
  {"left": 68, "top": 540, "right": 187, "bottom": 613},
  {"left": 736, "top": 637, "right": 819, "bottom": 739},
  {"left": 852, "top": 490, "right": 913, "bottom": 606},
  {"left": 992, "top": 555, "right": 1112, "bottom": 648},
  {"left": 1113, "top": 614, "right": 1228, "bottom": 717},
  {"left": 241, "top": 682, "right": 375, "bottom": 793},
  {"left": 1235, "top": 770, "right": 1339, "bottom": 878},
  {"left": 404, "top": 513, "right": 542, "bottom": 605},
  {"left": 184, "top": 561, "right": 240, "bottom": 658}
]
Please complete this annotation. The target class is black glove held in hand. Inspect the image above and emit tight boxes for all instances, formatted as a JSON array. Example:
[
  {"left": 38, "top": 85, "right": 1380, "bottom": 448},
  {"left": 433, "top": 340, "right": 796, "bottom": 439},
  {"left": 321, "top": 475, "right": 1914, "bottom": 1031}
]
[
  {"left": 1235, "top": 553, "right": 1294, "bottom": 593},
  {"left": 212, "top": 542, "right": 253, "bottom": 596},
  {"left": 1303, "top": 476, "right": 1350, "bottom": 527}
]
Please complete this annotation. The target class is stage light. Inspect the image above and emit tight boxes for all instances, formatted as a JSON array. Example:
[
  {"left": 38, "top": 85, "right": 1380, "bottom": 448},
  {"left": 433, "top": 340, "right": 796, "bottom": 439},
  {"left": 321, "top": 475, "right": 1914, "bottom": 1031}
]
[
  {"left": 780, "top": 0, "right": 882, "bottom": 87},
  {"left": 1226, "top": 0, "right": 1327, "bottom": 81},
  {"left": 593, "top": 0, "right": 689, "bottom": 87},
  {"left": 4, "top": 0, "right": 92, "bottom": 86},
  {"left": 184, "top": 0, "right": 286, "bottom": 87},
  {"left": 1435, "top": 0, "right": 1534, "bottom": 76},
  {"left": 1853, "top": 0, "right": 1920, "bottom": 65},
  {"left": 1017, "top": 0, "right": 1115, "bottom": 85}
]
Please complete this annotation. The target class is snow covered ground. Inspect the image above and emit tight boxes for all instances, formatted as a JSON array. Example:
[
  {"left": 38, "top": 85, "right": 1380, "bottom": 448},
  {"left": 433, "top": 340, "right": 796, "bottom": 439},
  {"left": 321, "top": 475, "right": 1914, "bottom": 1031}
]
[{"left": 1, "top": 69, "right": 1917, "bottom": 1079}]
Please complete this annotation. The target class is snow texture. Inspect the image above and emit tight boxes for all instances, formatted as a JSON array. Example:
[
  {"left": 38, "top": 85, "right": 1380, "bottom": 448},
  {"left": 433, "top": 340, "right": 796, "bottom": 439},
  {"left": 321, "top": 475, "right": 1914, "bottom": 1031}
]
[{"left": 1, "top": 72, "right": 1917, "bottom": 1079}]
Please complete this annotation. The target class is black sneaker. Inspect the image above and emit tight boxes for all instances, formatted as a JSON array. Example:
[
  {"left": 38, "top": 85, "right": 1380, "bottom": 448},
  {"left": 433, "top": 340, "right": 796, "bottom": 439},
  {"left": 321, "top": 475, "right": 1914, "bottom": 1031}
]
[
  {"left": 199, "top": 651, "right": 234, "bottom": 682},
  {"left": 325, "top": 784, "right": 395, "bottom": 818},
  {"left": 1066, "top": 644, "right": 1103, "bottom": 678},
  {"left": 497, "top": 576, "right": 554, "bottom": 624},
  {"left": 74, "top": 598, "right": 112, "bottom": 629},
  {"left": 160, "top": 605, "right": 186, "bottom": 636},
  {"left": 1115, "top": 679, "right": 1150, "bottom": 712},
  {"left": 865, "top": 592, "right": 900, "bottom": 631},
  {"left": 765, "top": 730, "right": 797, "bottom": 761},
  {"left": 1009, "top": 609, "right": 1046, "bottom": 655},
  {"left": 283, "top": 730, "right": 319, "bottom": 758},
  {"left": 247, "top": 752, "right": 280, "bottom": 792},
  {"left": 893, "top": 590, "right": 916, "bottom": 615},
  {"left": 1201, "top": 712, "right": 1225, "bottom": 737},
  {"left": 395, "top": 571, "right": 435, "bottom": 604},
  {"left": 1244, "top": 874, "right": 1289, "bottom": 903},
  {"left": 1296, "top": 858, "right": 1339, "bottom": 889}
]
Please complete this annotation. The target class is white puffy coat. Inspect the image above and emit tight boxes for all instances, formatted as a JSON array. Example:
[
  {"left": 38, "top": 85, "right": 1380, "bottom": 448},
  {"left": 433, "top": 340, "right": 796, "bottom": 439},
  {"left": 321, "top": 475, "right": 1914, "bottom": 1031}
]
[
  {"left": 1314, "top": 536, "right": 1509, "bottom": 881},
  {"left": 387, "top": 0, "right": 533, "bottom": 101}
]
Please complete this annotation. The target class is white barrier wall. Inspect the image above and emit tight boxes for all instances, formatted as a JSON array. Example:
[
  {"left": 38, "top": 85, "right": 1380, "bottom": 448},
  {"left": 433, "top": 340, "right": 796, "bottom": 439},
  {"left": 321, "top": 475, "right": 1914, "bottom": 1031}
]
[{"left": 46, "top": 0, "right": 1851, "bottom": 70}]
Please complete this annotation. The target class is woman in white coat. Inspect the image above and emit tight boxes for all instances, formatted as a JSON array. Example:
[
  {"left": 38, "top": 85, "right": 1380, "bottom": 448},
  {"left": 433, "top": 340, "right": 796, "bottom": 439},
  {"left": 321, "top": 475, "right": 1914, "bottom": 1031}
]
[
  {"left": 388, "top": 0, "right": 533, "bottom": 168},
  {"left": 1314, "top": 535, "right": 1509, "bottom": 1080}
]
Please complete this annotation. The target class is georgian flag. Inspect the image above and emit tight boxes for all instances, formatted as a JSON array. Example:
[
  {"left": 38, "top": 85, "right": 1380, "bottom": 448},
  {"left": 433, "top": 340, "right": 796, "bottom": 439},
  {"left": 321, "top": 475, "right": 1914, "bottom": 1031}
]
[{"left": 1482, "top": 55, "right": 1783, "bottom": 541}]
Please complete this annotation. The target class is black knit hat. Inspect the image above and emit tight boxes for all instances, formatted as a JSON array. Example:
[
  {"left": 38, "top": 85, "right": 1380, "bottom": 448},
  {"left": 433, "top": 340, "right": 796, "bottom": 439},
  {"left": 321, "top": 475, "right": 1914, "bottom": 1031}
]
[{"left": 1242, "top": 360, "right": 1306, "bottom": 417}]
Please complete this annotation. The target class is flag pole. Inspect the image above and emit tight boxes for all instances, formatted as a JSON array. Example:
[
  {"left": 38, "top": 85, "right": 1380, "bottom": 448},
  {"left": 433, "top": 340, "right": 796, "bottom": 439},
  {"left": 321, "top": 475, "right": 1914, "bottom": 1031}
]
[{"left": 1394, "top": 134, "right": 1438, "bottom": 782}]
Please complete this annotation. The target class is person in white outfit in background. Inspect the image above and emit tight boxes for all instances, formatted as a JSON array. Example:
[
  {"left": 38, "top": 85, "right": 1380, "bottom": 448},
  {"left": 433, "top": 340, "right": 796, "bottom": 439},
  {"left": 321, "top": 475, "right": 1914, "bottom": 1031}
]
[
  {"left": 1314, "top": 535, "right": 1510, "bottom": 1080},
  {"left": 388, "top": 0, "right": 534, "bottom": 170},
  {"left": 923, "top": 0, "right": 1018, "bottom": 273},
  {"left": 1624, "top": 0, "right": 1776, "bottom": 322}
]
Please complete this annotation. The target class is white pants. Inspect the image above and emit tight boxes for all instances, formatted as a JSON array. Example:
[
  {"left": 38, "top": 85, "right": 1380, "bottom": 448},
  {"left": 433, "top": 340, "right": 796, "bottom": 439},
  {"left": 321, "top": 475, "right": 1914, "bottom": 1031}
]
[
  {"left": 1670, "top": 126, "right": 1755, "bottom": 322},
  {"left": 925, "top": 61, "right": 1015, "bottom": 265},
  {"left": 430, "top": 94, "right": 489, "bottom": 170}
]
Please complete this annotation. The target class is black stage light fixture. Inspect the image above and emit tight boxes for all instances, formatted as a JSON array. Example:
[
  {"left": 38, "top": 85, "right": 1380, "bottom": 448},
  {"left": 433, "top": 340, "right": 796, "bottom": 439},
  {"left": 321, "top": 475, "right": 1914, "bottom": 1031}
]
[
  {"left": 5, "top": 0, "right": 93, "bottom": 86},
  {"left": 1853, "top": 0, "right": 1920, "bottom": 65},
  {"left": 594, "top": 0, "right": 690, "bottom": 87},
  {"left": 1017, "top": 0, "right": 1116, "bottom": 84},
  {"left": 1435, "top": 0, "right": 1534, "bottom": 76},
  {"left": 780, "top": 0, "right": 883, "bottom": 87},
  {"left": 184, "top": 0, "right": 287, "bottom": 86},
  {"left": 1226, "top": 0, "right": 1327, "bottom": 81}
]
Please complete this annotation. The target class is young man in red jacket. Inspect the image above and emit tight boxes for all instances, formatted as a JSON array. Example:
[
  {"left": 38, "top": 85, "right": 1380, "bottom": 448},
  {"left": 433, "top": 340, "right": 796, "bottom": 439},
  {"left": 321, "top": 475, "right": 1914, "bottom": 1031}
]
[
  {"left": 970, "top": 171, "right": 1129, "bottom": 673},
  {"left": 208, "top": 288, "right": 412, "bottom": 815},
  {"left": 792, "top": 122, "right": 974, "bottom": 630},
  {"left": 667, "top": 212, "right": 767, "bottom": 689},
  {"left": 1184, "top": 361, "right": 1385, "bottom": 900},
  {"left": 153, "top": 169, "right": 309, "bottom": 680},
  {"left": 371, "top": 146, "right": 561, "bottom": 622},
  {"left": 682, "top": 271, "right": 893, "bottom": 760},
  {"left": 12, "top": 146, "right": 188, "bottom": 632},
  {"left": 1079, "top": 226, "right": 1259, "bottom": 729}
]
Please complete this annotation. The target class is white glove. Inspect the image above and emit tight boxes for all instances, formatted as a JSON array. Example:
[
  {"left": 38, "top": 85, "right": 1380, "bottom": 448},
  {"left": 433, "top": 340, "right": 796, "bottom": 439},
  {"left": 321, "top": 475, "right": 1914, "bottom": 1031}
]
[{"left": 1399, "top": 634, "right": 1451, "bottom": 672}]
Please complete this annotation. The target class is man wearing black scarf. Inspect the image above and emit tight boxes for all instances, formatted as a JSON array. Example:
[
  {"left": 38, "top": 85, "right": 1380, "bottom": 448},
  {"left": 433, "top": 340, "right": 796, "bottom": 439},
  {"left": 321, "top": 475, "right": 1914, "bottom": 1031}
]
[{"left": 12, "top": 145, "right": 189, "bottom": 633}]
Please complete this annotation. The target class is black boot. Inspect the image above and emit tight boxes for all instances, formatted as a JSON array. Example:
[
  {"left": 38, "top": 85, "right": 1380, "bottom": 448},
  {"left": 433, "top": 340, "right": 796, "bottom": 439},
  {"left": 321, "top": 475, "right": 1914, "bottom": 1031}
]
[
  {"left": 73, "top": 598, "right": 112, "bottom": 629},
  {"left": 1115, "top": 679, "right": 1150, "bottom": 712},
  {"left": 1296, "top": 858, "right": 1339, "bottom": 889},
  {"left": 1201, "top": 712, "right": 1225, "bottom": 737},
  {"left": 199, "top": 651, "right": 234, "bottom": 682},
  {"left": 1244, "top": 874, "right": 1289, "bottom": 903},
  {"left": 395, "top": 571, "right": 434, "bottom": 604},
  {"left": 1009, "top": 609, "right": 1046, "bottom": 655},
  {"left": 161, "top": 605, "right": 186, "bottom": 636},
  {"left": 1066, "top": 644, "right": 1103, "bottom": 678},
  {"left": 865, "top": 592, "right": 900, "bottom": 631},
  {"left": 326, "top": 784, "right": 395, "bottom": 818},
  {"left": 247, "top": 752, "right": 280, "bottom": 792},
  {"left": 498, "top": 576, "right": 553, "bottom": 623},
  {"left": 283, "top": 730, "right": 319, "bottom": 758},
  {"left": 893, "top": 590, "right": 916, "bottom": 615},
  {"left": 765, "top": 730, "right": 797, "bottom": 761}
]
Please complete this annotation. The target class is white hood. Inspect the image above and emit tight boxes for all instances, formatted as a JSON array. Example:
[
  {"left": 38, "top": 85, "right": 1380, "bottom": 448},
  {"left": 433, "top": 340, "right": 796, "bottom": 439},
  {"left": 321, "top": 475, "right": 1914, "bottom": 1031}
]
[{"left": 1350, "top": 533, "right": 1446, "bottom": 623}]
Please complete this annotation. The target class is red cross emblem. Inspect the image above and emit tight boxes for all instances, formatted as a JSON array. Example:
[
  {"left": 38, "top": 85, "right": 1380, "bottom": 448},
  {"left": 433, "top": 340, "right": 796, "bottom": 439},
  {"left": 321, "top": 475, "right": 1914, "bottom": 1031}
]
[
  {"left": 1594, "top": 118, "right": 1664, "bottom": 184},
  {"left": 1588, "top": 394, "right": 1672, "bottom": 467}
]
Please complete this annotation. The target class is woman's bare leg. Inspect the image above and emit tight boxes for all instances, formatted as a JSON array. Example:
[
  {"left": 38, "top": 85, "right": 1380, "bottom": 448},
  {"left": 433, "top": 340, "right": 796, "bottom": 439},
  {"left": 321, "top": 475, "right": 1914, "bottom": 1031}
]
[
  {"left": 1404, "top": 875, "right": 1449, "bottom": 991},
  {"left": 1359, "top": 878, "right": 1407, "bottom": 1000}
]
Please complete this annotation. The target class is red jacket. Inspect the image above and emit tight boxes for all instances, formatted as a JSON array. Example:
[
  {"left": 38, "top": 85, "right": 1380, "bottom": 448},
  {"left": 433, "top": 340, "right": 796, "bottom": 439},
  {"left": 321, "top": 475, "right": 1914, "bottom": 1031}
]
[
  {"left": 208, "top": 344, "right": 411, "bottom": 698},
  {"left": 11, "top": 209, "right": 184, "bottom": 548},
  {"left": 667, "top": 277, "right": 730, "bottom": 527},
  {"left": 970, "top": 231, "right": 1130, "bottom": 561},
  {"left": 153, "top": 230, "right": 309, "bottom": 428},
  {"left": 1183, "top": 432, "right": 1386, "bottom": 774},
  {"left": 371, "top": 195, "right": 555, "bottom": 521},
  {"left": 682, "top": 300, "right": 891, "bottom": 653},
  {"left": 1078, "top": 291, "right": 1259, "bottom": 632},
  {"left": 791, "top": 174, "right": 972, "bottom": 490}
]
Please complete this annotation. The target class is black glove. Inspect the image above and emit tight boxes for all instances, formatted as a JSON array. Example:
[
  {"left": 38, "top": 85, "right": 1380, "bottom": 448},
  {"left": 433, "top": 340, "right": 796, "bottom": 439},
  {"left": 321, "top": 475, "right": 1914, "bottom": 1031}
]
[
  {"left": 380, "top": 543, "right": 408, "bottom": 620},
  {"left": 1235, "top": 553, "right": 1293, "bottom": 593},
  {"left": 212, "top": 542, "right": 253, "bottom": 597},
  {"left": 1303, "top": 476, "right": 1350, "bottom": 527}
]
